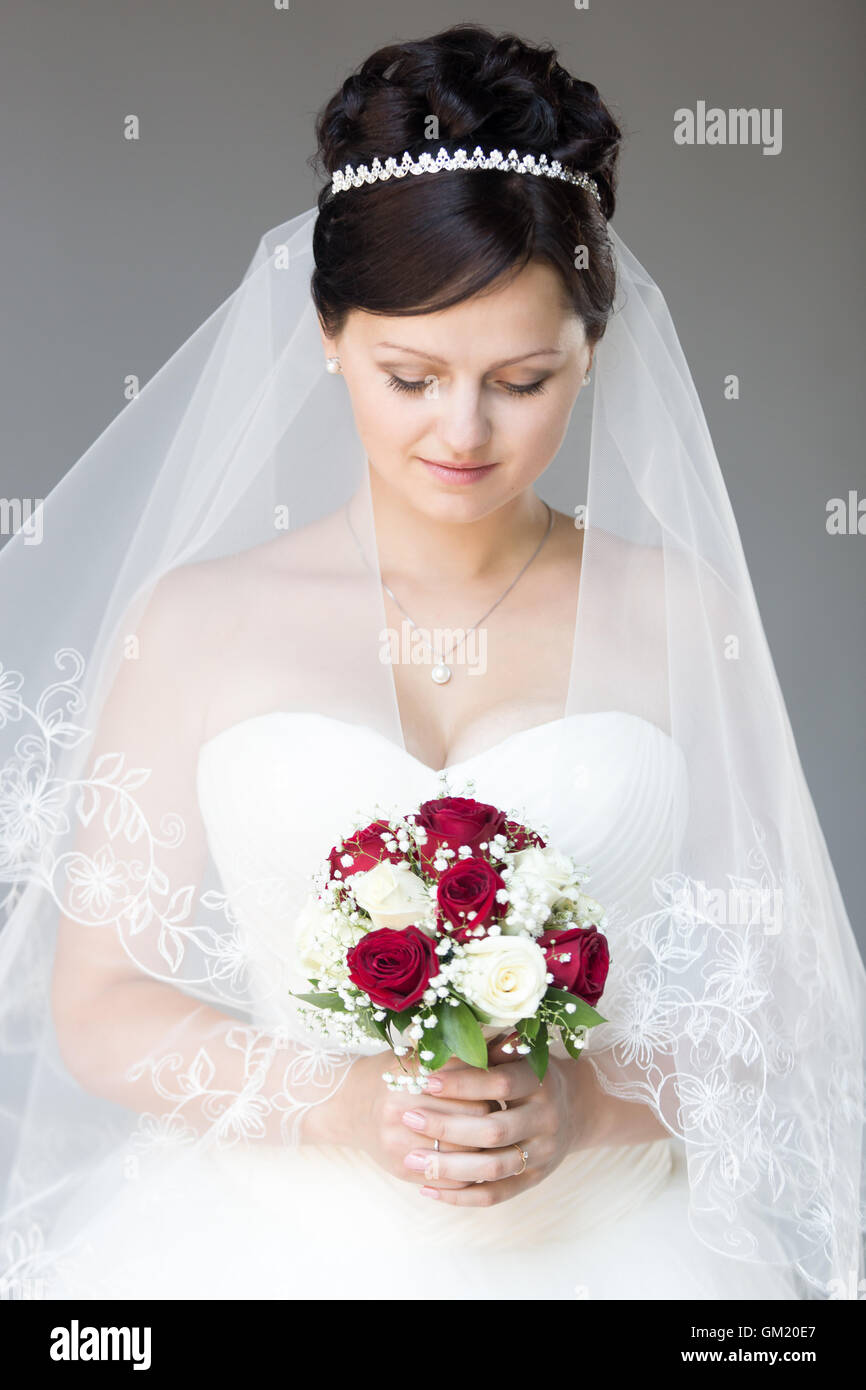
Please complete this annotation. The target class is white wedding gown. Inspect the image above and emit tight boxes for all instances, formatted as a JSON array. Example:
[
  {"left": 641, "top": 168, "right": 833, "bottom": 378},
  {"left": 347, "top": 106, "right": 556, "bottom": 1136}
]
[{"left": 43, "top": 710, "right": 802, "bottom": 1300}]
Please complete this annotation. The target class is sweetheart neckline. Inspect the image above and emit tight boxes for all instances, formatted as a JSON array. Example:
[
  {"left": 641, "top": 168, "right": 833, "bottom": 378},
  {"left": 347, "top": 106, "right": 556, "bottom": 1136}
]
[{"left": 196, "top": 708, "right": 678, "bottom": 779}]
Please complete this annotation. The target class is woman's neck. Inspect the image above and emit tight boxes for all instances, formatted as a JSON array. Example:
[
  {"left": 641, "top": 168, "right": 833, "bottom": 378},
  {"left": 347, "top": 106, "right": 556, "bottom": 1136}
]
[{"left": 363, "top": 461, "right": 551, "bottom": 588}]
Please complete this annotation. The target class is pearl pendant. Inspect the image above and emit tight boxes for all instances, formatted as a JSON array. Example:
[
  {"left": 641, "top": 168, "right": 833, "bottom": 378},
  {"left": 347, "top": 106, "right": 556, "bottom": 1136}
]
[{"left": 431, "top": 663, "right": 451, "bottom": 685}]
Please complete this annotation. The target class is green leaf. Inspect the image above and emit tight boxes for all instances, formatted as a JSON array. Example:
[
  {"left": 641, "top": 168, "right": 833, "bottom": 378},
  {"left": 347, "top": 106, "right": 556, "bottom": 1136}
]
[
  {"left": 357, "top": 1008, "right": 389, "bottom": 1042},
  {"left": 290, "top": 990, "right": 348, "bottom": 1013},
  {"left": 441, "top": 1000, "right": 488, "bottom": 1069},
  {"left": 417, "top": 1016, "right": 453, "bottom": 1071},
  {"left": 388, "top": 1006, "right": 420, "bottom": 1034},
  {"left": 450, "top": 990, "right": 494, "bottom": 1026},
  {"left": 544, "top": 987, "right": 606, "bottom": 1029},
  {"left": 560, "top": 1028, "right": 586, "bottom": 1062},
  {"left": 519, "top": 1015, "right": 540, "bottom": 1043},
  {"left": 526, "top": 1022, "right": 549, "bottom": 1082}
]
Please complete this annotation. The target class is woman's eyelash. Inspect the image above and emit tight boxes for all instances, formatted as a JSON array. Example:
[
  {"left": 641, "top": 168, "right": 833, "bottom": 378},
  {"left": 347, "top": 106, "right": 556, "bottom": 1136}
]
[{"left": 384, "top": 373, "right": 547, "bottom": 398}]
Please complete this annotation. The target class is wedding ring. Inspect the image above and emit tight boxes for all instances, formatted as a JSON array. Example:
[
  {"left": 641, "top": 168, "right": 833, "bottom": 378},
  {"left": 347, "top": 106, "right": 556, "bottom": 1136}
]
[
  {"left": 433, "top": 1138, "right": 440, "bottom": 1152},
  {"left": 512, "top": 1143, "right": 529, "bottom": 1175}
]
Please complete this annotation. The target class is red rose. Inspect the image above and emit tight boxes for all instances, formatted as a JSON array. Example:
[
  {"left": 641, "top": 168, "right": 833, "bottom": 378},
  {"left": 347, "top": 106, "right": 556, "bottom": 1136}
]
[
  {"left": 437, "top": 858, "right": 505, "bottom": 939},
  {"left": 538, "top": 924, "right": 610, "bottom": 1006},
  {"left": 503, "top": 818, "right": 547, "bottom": 851},
  {"left": 328, "top": 820, "right": 400, "bottom": 879},
  {"left": 346, "top": 925, "right": 436, "bottom": 1011},
  {"left": 415, "top": 796, "right": 507, "bottom": 870}
]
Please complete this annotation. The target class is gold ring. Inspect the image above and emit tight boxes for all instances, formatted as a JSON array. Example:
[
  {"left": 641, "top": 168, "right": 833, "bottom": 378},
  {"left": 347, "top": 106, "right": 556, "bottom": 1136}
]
[{"left": 512, "top": 1143, "right": 529, "bottom": 1175}]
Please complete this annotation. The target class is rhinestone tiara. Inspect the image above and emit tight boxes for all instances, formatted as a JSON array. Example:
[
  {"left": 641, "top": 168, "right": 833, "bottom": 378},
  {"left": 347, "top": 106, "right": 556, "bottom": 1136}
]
[{"left": 329, "top": 145, "right": 602, "bottom": 206}]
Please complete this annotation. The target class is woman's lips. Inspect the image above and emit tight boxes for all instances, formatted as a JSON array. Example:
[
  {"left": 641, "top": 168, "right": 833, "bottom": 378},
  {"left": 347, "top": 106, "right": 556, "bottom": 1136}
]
[{"left": 418, "top": 458, "right": 499, "bottom": 485}]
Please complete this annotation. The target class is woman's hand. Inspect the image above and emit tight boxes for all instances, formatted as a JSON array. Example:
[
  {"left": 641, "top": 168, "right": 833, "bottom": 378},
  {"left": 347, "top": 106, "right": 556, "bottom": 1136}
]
[
  {"left": 307, "top": 1038, "right": 597, "bottom": 1204},
  {"left": 398, "top": 1039, "right": 592, "bottom": 1206},
  {"left": 341, "top": 1051, "right": 494, "bottom": 1190}
]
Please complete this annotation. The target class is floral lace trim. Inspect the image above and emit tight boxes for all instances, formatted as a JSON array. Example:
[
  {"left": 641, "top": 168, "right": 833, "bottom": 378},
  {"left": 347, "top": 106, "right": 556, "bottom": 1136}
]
[{"left": 1, "top": 649, "right": 864, "bottom": 1298}]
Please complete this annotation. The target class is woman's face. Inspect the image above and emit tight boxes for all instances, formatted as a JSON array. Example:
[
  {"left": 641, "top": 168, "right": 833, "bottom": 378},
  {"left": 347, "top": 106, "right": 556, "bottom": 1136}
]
[{"left": 319, "top": 258, "right": 593, "bottom": 524}]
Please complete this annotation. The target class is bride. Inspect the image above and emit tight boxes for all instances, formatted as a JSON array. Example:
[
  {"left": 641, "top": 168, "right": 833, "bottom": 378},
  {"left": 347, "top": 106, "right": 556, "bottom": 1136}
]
[{"left": 1, "top": 24, "right": 863, "bottom": 1302}]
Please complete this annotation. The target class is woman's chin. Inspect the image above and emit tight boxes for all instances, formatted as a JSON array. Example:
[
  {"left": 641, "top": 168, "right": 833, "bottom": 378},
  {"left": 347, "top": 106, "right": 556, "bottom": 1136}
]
[{"left": 409, "top": 475, "right": 523, "bottom": 523}]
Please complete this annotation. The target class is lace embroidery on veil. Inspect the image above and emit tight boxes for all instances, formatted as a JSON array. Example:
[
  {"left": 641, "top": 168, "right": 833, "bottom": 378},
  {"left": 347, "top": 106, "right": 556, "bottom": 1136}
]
[{"left": 1, "top": 646, "right": 859, "bottom": 1296}]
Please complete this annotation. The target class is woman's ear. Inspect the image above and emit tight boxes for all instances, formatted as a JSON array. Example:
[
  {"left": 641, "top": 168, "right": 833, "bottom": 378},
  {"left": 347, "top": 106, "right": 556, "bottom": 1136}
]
[{"left": 317, "top": 319, "right": 336, "bottom": 359}]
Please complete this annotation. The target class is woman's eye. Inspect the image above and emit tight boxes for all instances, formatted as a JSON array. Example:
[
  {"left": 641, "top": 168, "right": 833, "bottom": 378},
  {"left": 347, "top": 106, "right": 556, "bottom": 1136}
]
[
  {"left": 384, "top": 373, "right": 548, "bottom": 398},
  {"left": 385, "top": 373, "right": 427, "bottom": 395},
  {"left": 503, "top": 379, "right": 547, "bottom": 397}
]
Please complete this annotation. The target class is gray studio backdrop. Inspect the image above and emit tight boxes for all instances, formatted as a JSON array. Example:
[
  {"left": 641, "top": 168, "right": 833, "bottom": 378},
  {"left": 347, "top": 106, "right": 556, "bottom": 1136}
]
[{"left": 1, "top": 0, "right": 863, "bottom": 945}]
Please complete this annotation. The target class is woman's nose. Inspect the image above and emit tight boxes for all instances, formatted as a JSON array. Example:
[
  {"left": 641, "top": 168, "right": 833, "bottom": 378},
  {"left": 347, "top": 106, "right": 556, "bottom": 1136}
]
[{"left": 435, "top": 382, "right": 492, "bottom": 455}]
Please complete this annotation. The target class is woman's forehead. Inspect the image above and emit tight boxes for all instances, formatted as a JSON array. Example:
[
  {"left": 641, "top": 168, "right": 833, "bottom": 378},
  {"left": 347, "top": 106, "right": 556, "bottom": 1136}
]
[{"left": 344, "top": 262, "right": 584, "bottom": 353}]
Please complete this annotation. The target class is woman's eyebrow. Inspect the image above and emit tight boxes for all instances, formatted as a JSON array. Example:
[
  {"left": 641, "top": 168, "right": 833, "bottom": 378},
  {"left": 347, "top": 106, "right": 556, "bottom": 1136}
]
[{"left": 373, "top": 342, "right": 565, "bottom": 368}]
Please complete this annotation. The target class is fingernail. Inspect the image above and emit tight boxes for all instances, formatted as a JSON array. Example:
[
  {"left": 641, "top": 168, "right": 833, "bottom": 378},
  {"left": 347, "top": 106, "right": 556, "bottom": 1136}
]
[
  {"left": 404, "top": 1152, "right": 428, "bottom": 1171},
  {"left": 420, "top": 1186, "right": 440, "bottom": 1200},
  {"left": 422, "top": 1078, "right": 443, "bottom": 1093},
  {"left": 402, "top": 1110, "right": 426, "bottom": 1130}
]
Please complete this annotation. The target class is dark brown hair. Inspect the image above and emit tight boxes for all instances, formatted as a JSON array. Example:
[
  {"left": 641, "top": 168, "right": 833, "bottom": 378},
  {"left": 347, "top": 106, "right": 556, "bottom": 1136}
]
[{"left": 310, "top": 24, "right": 623, "bottom": 346}]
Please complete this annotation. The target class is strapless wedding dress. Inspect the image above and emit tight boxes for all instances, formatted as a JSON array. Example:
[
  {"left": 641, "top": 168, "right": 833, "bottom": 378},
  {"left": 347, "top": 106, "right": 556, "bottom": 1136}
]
[{"left": 44, "top": 711, "right": 801, "bottom": 1300}]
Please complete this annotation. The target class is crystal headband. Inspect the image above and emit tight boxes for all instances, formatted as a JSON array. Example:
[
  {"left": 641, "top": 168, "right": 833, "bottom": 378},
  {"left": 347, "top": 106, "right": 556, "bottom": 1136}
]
[{"left": 329, "top": 145, "right": 602, "bottom": 206}]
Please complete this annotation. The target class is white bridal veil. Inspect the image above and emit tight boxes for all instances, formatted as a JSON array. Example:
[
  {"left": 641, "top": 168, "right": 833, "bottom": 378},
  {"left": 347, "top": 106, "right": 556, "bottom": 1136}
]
[{"left": 0, "top": 199, "right": 863, "bottom": 1300}]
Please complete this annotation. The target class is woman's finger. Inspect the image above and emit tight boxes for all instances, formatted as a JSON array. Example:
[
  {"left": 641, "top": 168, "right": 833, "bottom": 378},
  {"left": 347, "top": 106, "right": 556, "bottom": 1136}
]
[
  {"left": 421, "top": 1058, "right": 540, "bottom": 1105},
  {"left": 400, "top": 1098, "right": 530, "bottom": 1150},
  {"left": 403, "top": 1142, "right": 529, "bottom": 1186},
  {"left": 419, "top": 1173, "right": 531, "bottom": 1207},
  {"left": 394, "top": 1091, "right": 491, "bottom": 1119}
]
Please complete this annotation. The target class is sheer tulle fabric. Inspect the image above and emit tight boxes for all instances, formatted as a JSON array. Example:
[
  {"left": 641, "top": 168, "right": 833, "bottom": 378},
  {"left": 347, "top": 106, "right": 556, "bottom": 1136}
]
[{"left": 0, "top": 206, "right": 862, "bottom": 1300}]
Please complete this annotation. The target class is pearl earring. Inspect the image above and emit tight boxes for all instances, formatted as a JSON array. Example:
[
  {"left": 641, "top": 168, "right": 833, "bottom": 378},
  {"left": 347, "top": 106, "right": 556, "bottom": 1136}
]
[
  {"left": 584, "top": 371, "right": 592, "bottom": 385},
  {"left": 325, "top": 356, "right": 342, "bottom": 374}
]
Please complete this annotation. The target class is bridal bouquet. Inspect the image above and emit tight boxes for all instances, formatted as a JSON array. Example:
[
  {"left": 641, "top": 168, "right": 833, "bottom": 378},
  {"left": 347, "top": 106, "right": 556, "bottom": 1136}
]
[{"left": 290, "top": 794, "right": 610, "bottom": 1090}]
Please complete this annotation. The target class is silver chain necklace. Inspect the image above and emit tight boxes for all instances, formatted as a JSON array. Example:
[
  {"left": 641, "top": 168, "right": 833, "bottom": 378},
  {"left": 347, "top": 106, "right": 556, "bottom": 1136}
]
[{"left": 344, "top": 498, "right": 555, "bottom": 684}]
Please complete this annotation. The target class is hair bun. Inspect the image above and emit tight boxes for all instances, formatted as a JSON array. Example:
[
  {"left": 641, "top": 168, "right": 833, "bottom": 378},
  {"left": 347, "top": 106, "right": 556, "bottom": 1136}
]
[
  {"left": 312, "top": 24, "right": 622, "bottom": 220},
  {"left": 311, "top": 26, "right": 621, "bottom": 350}
]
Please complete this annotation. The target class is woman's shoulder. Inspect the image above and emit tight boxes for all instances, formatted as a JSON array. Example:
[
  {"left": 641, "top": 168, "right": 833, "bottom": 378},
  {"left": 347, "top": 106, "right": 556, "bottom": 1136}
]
[
  {"left": 548, "top": 511, "right": 665, "bottom": 596},
  {"left": 150, "top": 509, "right": 353, "bottom": 618}
]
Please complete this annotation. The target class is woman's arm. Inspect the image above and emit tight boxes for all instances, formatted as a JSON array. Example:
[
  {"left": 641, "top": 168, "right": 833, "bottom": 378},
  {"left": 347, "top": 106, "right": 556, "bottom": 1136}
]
[
  {"left": 558, "top": 1051, "right": 671, "bottom": 1151},
  {"left": 380, "top": 1043, "right": 673, "bottom": 1206},
  {"left": 49, "top": 568, "right": 361, "bottom": 1146},
  {"left": 49, "top": 569, "right": 485, "bottom": 1171},
  {"left": 52, "top": 969, "right": 363, "bottom": 1145}
]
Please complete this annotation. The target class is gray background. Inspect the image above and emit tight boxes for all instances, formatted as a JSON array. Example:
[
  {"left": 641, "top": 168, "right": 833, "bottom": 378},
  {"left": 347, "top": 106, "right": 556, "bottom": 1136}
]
[{"left": 1, "top": 1, "right": 863, "bottom": 944}]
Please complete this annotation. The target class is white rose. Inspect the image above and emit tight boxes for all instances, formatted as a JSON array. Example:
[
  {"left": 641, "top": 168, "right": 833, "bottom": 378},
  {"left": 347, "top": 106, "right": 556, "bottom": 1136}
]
[
  {"left": 294, "top": 894, "right": 364, "bottom": 980},
  {"left": 570, "top": 890, "right": 605, "bottom": 926},
  {"left": 454, "top": 935, "right": 549, "bottom": 1027},
  {"left": 348, "top": 860, "right": 434, "bottom": 932},
  {"left": 509, "top": 846, "right": 586, "bottom": 910}
]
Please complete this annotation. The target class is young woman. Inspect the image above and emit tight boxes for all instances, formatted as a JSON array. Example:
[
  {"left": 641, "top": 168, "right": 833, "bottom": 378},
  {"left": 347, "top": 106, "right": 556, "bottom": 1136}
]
[{"left": 1, "top": 24, "right": 862, "bottom": 1301}]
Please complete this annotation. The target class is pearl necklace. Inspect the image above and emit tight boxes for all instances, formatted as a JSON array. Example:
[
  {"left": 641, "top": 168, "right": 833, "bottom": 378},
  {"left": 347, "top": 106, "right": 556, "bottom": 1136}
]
[{"left": 344, "top": 499, "right": 555, "bottom": 684}]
